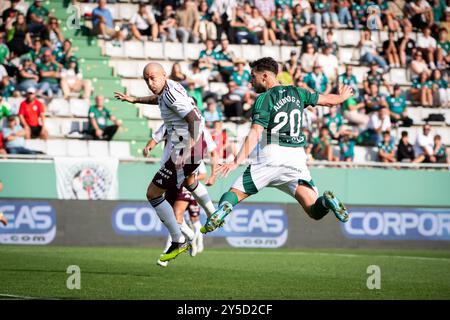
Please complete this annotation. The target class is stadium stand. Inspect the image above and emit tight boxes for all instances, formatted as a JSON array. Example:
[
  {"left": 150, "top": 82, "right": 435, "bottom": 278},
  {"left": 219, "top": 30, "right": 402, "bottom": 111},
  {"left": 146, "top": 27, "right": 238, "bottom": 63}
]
[{"left": 0, "top": 0, "right": 448, "bottom": 166}]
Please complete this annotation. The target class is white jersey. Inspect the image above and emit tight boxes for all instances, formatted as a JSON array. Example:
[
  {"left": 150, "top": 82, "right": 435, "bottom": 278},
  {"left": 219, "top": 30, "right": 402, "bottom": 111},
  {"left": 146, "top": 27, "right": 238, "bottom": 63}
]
[{"left": 158, "top": 79, "right": 204, "bottom": 151}]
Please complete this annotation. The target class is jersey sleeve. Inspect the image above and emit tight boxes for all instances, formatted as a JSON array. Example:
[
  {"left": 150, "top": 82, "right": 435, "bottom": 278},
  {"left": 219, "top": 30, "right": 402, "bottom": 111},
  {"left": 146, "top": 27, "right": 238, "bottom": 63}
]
[
  {"left": 251, "top": 93, "right": 271, "bottom": 128},
  {"left": 296, "top": 87, "right": 319, "bottom": 107},
  {"left": 163, "top": 86, "right": 194, "bottom": 118},
  {"left": 152, "top": 123, "right": 167, "bottom": 143}
]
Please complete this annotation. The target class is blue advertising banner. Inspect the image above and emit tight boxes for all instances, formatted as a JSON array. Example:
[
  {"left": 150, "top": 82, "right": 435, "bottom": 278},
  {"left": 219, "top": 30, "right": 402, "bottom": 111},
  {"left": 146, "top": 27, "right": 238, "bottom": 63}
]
[
  {"left": 0, "top": 201, "right": 57, "bottom": 245},
  {"left": 341, "top": 207, "right": 450, "bottom": 241},
  {"left": 112, "top": 203, "right": 288, "bottom": 248}
]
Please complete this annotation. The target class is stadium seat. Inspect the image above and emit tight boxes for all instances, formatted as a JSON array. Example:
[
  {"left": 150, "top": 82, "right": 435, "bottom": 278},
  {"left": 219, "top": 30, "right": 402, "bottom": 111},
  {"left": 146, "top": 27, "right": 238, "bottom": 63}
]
[
  {"left": 46, "top": 139, "right": 68, "bottom": 157},
  {"left": 105, "top": 42, "right": 125, "bottom": 57},
  {"left": 280, "top": 46, "right": 299, "bottom": 62},
  {"left": 353, "top": 146, "right": 378, "bottom": 163},
  {"left": 144, "top": 42, "right": 165, "bottom": 60},
  {"left": 48, "top": 98, "right": 71, "bottom": 117},
  {"left": 45, "top": 119, "right": 62, "bottom": 137},
  {"left": 115, "top": 60, "right": 139, "bottom": 78},
  {"left": 123, "top": 79, "right": 151, "bottom": 96},
  {"left": 24, "top": 139, "right": 47, "bottom": 154},
  {"left": 88, "top": 140, "right": 110, "bottom": 157},
  {"left": 208, "top": 82, "right": 228, "bottom": 97},
  {"left": 60, "top": 120, "right": 83, "bottom": 136},
  {"left": 339, "top": 47, "right": 358, "bottom": 64},
  {"left": 228, "top": 44, "right": 243, "bottom": 59},
  {"left": 124, "top": 41, "right": 145, "bottom": 59},
  {"left": 352, "top": 66, "right": 369, "bottom": 84},
  {"left": 261, "top": 46, "right": 281, "bottom": 62},
  {"left": 139, "top": 104, "right": 161, "bottom": 119},
  {"left": 240, "top": 45, "right": 261, "bottom": 63},
  {"left": 66, "top": 140, "right": 89, "bottom": 157},
  {"left": 5, "top": 97, "right": 22, "bottom": 115},
  {"left": 70, "top": 99, "right": 91, "bottom": 117},
  {"left": 340, "top": 30, "right": 361, "bottom": 47},
  {"left": 109, "top": 141, "right": 131, "bottom": 158},
  {"left": 164, "top": 42, "right": 185, "bottom": 60},
  {"left": 407, "top": 107, "right": 424, "bottom": 125},
  {"left": 118, "top": 4, "right": 137, "bottom": 20},
  {"left": 184, "top": 43, "right": 203, "bottom": 61},
  {"left": 388, "top": 68, "right": 410, "bottom": 86}
]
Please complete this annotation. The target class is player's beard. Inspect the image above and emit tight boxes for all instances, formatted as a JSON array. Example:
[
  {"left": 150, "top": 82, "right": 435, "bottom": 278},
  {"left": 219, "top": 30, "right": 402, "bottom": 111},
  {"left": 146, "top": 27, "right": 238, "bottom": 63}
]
[{"left": 253, "top": 82, "right": 266, "bottom": 93}]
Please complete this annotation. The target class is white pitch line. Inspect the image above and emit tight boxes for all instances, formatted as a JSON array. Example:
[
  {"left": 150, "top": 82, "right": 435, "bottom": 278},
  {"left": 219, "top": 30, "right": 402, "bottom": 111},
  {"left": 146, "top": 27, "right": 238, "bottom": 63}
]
[
  {"left": 0, "top": 293, "right": 60, "bottom": 300},
  {"left": 206, "top": 250, "right": 450, "bottom": 262}
]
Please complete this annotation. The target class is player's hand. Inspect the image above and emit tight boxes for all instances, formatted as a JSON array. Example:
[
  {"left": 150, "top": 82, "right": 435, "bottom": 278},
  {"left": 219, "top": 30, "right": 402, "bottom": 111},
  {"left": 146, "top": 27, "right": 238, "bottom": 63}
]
[
  {"left": 338, "top": 85, "right": 354, "bottom": 101},
  {"left": 143, "top": 145, "right": 152, "bottom": 157},
  {"left": 215, "top": 163, "right": 239, "bottom": 178},
  {"left": 114, "top": 91, "right": 136, "bottom": 103},
  {"left": 205, "top": 174, "right": 216, "bottom": 186}
]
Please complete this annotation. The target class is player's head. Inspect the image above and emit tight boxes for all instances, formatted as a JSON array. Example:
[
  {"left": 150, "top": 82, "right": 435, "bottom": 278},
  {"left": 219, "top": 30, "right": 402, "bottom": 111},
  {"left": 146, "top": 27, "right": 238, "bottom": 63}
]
[
  {"left": 143, "top": 62, "right": 167, "bottom": 95},
  {"left": 249, "top": 57, "right": 279, "bottom": 93}
]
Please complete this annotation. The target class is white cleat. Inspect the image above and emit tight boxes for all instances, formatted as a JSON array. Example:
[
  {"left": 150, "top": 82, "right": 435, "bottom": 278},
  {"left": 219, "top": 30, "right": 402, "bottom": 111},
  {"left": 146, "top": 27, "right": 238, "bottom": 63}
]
[{"left": 156, "top": 254, "right": 169, "bottom": 267}]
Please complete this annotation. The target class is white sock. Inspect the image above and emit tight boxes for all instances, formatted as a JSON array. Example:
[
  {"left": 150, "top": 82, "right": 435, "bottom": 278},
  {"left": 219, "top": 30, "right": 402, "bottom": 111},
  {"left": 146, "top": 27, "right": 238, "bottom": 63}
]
[
  {"left": 179, "top": 219, "right": 195, "bottom": 241},
  {"left": 193, "top": 220, "right": 203, "bottom": 249},
  {"left": 187, "top": 182, "right": 216, "bottom": 216},
  {"left": 149, "top": 196, "right": 184, "bottom": 243},
  {"left": 164, "top": 234, "right": 172, "bottom": 252}
]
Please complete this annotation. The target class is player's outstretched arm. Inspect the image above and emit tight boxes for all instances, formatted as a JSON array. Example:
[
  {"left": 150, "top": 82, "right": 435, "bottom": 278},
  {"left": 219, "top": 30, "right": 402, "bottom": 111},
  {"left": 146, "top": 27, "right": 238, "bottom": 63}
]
[
  {"left": 114, "top": 91, "right": 158, "bottom": 105},
  {"left": 216, "top": 123, "right": 264, "bottom": 178},
  {"left": 317, "top": 85, "right": 354, "bottom": 107}
]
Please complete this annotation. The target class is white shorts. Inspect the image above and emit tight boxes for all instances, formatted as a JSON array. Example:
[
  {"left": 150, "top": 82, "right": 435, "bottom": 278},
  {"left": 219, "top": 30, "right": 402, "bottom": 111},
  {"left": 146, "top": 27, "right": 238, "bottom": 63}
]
[{"left": 232, "top": 144, "right": 318, "bottom": 197}]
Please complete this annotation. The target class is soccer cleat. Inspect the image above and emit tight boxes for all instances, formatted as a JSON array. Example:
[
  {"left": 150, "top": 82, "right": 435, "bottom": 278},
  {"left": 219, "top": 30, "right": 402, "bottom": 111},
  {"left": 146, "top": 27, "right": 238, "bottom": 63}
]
[
  {"left": 0, "top": 212, "right": 7, "bottom": 226},
  {"left": 200, "top": 202, "right": 233, "bottom": 234},
  {"left": 156, "top": 257, "right": 168, "bottom": 268},
  {"left": 323, "top": 191, "right": 349, "bottom": 223},
  {"left": 159, "top": 240, "right": 191, "bottom": 262}
]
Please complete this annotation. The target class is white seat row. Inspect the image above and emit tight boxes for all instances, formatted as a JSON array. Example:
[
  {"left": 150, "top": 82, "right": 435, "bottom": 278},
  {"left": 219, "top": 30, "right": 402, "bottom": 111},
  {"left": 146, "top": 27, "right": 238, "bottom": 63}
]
[
  {"left": 44, "top": 118, "right": 88, "bottom": 138},
  {"left": 24, "top": 139, "right": 131, "bottom": 158},
  {"left": 47, "top": 99, "right": 91, "bottom": 117},
  {"left": 78, "top": 3, "right": 152, "bottom": 21}
]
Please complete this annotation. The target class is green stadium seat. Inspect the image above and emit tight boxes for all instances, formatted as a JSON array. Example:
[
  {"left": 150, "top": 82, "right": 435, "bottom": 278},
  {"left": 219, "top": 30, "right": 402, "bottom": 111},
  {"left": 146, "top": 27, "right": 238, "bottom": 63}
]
[{"left": 113, "top": 119, "right": 150, "bottom": 141}]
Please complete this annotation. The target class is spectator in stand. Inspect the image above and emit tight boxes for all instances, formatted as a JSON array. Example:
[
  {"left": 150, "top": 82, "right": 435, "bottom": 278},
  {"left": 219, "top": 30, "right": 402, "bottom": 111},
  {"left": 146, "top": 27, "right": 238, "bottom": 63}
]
[
  {"left": 364, "top": 83, "right": 388, "bottom": 114},
  {"left": 88, "top": 95, "right": 121, "bottom": 141},
  {"left": 411, "top": 71, "right": 433, "bottom": 107},
  {"left": 359, "top": 29, "right": 389, "bottom": 73},
  {"left": 289, "top": 5, "right": 313, "bottom": 45},
  {"left": 351, "top": 0, "right": 368, "bottom": 30},
  {"left": 301, "top": 26, "right": 322, "bottom": 54},
  {"left": 210, "top": 0, "right": 237, "bottom": 43},
  {"left": 198, "top": 39, "right": 221, "bottom": 81},
  {"left": 414, "top": 124, "right": 435, "bottom": 163},
  {"left": 338, "top": 65, "right": 360, "bottom": 101},
  {"left": 1, "top": 0, "right": 21, "bottom": 32},
  {"left": 0, "top": 75, "right": 17, "bottom": 98},
  {"left": 175, "top": 0, "right": 200, "bottom": 44},
  {"left": 313, "top": 126, "right": 337, "bottom": 161},
  {"left": 316, "top": 44, "right": 339, "bottom": 85},
  {"left": 442, "top": 8, "right": 450, "bottom": 40},
  {"left": 37, "top": 48, "right": 62, "bottom": 98},
  {"left": 432, "top": 0, "right": 447, "bottom": 25},
  {"left": 284, "top": 50, "right": 300, "bottom": 79},
  {"left": 298, "top": 0, "right": 313, "bottom": 24},
  {"left": 408, "top": 0, "right": 433, "bottom": 30},
  {"left": 203, "top": 98, "right": 223, "bottom": 128},
  {"left": 377, "top": 131, "right": 396, "bottom": 163},
  {"left": 222, "top": 81, "right": 248, "bottom": 118},
  {"left": 158, "top": 5, "right": 178, "bottom": 43},
  {"left": 60, "top": 58, "right": 92, "bottom": 100},
  {"left": 323, "top": 29, "right": 339, "bottom": 56},
  {"left": 92, "top": 0, "right": 124, "bottom": 41},
  {"left": 18, "top": 87, "right": 48, "bottom": 140},
  {"left": 6, "top": 12, "right": 32, "bottom": 57},
  {"left": 0, "top": 94, "right": 11, "bottom": 121},
  {"left": 363, "top": 62, "right": 392, "bottom": 95},
  {"left": 304, "top": 64, "right": 331, "bottom": 94},
  {"left": 270, "top": 7, "right": 289, "bottom": 45},
  {"left": 300, "top": 43, "right": 318, "bottom": 74},
  {"left": 2, "top": 116, "right": 44, "bottom": 154},
  {"left": 216, "top": 38, "right": 235, "bottom": 82},
  {"left": 26, "top": 0, "right": 50, "bottom": 36},
  {"left": 337, "top": 0, "right": 353, "bottom": 28},
  {"left": 431, "top": 69, "right": 450, "bottom": 107},
  {"left": 0, "top": 31, "right": 10, "bottom": 65},
  {"left": 169, "top": 62, "right": 187, "bottom": 83},
  {"left": 41, "top": 17, "right": 64, "bottom": 51},
  {"left": 231, "top": 58, "right": 251, "bottom": 96},
  {"left": 436, "top": 28, "right": 450, "bottom": 69},
  {"left": 130, "top": 2, "right": 158, "bottom": 42},
  {"left": 247, "top": 7, "right": 271, "bottom": 45},
  {"left": 29, "top": 37, "right": 44, "bottom": 64},
  {"left": 398, "top": 26, "right": 417, "bottom": 68},
  {"left": 410, "top": 50, "right": 431, "bottom": 80},
  {"left": 323, "top": 106, "right": 344, "bottom": 140},
  {"left": 397, "top": 131, "right": 415, "bottom": 162},
  {"left": 198, "top": 0, "right": 217, "bottom": 42},
  {"left": 314, "top": 0, "right": 339, "bottom": 36},
  {"left": 387, "top": 85, "right": 413, "bottom": 127},
  {"left": 231, "top": 6, "right": 257, "bottom": 45},
  {"left": 383, "top": 31, "right": 401, "bottom": 68},
  {"left": 433, "top": 134, "right": 448, "bottom": 164},
  {"left": 255, "top": 0, "right": 275, "bottom": 24},
  {"left": 17, "top": 55, "right": 47, "bottom": 96},
  {"left": 186, "top": 78, "right": 204, "bottom": 111},
  {"left": 339, "top": 132, "right": 356, "bottom": 162},
  {"left": 360, "top": 107, "right": 391, "bottom": 146},
  {"left": 417, "top": 26, "right": 437, "bottom": 70}
]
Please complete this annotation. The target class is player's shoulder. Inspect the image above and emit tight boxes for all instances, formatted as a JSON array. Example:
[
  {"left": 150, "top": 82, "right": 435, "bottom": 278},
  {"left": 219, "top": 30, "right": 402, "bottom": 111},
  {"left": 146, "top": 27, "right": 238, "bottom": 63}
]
[{"left": 162, "top": 80, "right": 187, "bottom": 104}]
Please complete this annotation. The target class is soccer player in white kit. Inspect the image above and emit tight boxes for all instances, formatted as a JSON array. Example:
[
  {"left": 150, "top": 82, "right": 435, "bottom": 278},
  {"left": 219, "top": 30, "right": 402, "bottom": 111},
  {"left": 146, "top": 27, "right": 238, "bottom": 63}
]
[{"left": 115, "top": 63, "right": 216, "bottom": 262}]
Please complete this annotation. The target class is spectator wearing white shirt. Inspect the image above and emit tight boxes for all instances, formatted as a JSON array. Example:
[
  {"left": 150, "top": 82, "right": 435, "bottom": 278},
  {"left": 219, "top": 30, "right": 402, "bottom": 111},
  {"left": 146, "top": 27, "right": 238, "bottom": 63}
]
[
  {"left": 417, "top": 26, "right": 437, "bottom": 69},
  {"left": 300, "top": 43, "right": 318, "bottom": 73},
  {"left": 414, "top": 124, "right": 435, "bottom": 163},
  {"left": 316, "top": 44, "right": 339, "bottom": 84},
  {"left": 210, "top": 0, "right": 237, "bottom": 43},
  {"left": 362, "top": 107, "right": 391, "bottom": 145},
  {"left": 60, "top": 59, "right": 92, "bottom": 100},
  {"left": 130, "top": 2, "right": 158, "bottom": 42}
]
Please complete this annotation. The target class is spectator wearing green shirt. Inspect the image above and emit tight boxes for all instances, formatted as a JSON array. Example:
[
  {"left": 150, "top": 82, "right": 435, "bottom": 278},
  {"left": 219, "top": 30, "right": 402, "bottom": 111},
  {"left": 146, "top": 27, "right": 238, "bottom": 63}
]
[
  {"left": 0, "top": 95, "right": 12, "bottom": 124},
  {"left": 339, "top": 133, "right": 355, "bottom": 162},
  {"left": 411, "top": 71, "right": 433, "bottom": 107},
  {"left": 431, "top": 69, "right": 450, "bottom": 107},
  {"left": 231, "top": 59, "right": 251, "bottom": 91},
  {"left": 386, "top": 85, "right": 413, "bottom": 127},
  {"left": 88, "top": 95, "right": 122, "bottom": 141},
  {"left": 304, "top": 64, "right": 331, "bottom": 94},
  {"left": 433, "top": 135, "right": 448, "bottom": 164},
  {"left": 338, "top": 65, "right": 360, "bottom": 100},
  {"left": 216, "top": 39, "right": 235, "bottom": 82},
  {"left": 377, "top": 131, "right": 396, "bottom": 163},
  {"left": 0, "top": 32, "right": 10, "bottom": 65},
  {"left": 198, "top": 39, "right": 221, "bottom": 81},
  {"left": 313, "top": 126, "right": 337, "bottom": 161},
  {"left": 351, "top": 0, "right": 368, "bottom": 30},
  {"left": 37, "top": 48, "right": 62, "bottom": 98},
  {"left": 270, "top": 7, "right": 288, "bottom": 44},
  {"left": 26, "top": 0, "right": 50, "bottom": 35},
  {"left": 186, "top": 78, "right": 204, "bottom": 111},
  {"left": 436, "top": 28, "right": 450, "bottom": 70}
]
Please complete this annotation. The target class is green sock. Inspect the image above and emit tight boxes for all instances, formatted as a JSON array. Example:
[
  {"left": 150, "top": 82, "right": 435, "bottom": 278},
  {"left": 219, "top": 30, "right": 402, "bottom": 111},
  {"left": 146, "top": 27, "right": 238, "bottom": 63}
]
[
  {"left": 310, "top": 196, "right": 329, "bottom": 220},
  {"left": 219, "top": 191, "right": 239, "bottom": 207}
]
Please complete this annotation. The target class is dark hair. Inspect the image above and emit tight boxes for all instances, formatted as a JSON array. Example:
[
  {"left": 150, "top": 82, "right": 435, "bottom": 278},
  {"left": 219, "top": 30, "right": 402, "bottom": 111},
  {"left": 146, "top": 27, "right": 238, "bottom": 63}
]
[
  {"left": 382, "top": 130, "right": 390, "bottom": 136},
  {"left": 435, "top": 134, "right": 441, "bottom": 140},
  {"left": 249, "top": 57, "right": 278, "bottom": 75},
  {"left": 401, "top": 131, "right": 408, "bottom": 138}
]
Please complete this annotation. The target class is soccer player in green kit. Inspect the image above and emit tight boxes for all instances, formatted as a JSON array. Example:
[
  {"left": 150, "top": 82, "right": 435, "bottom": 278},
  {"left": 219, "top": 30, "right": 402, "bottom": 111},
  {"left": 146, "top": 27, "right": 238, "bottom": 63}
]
[{"left": 201, "top": 57, "right": 353, "bottom": 234}]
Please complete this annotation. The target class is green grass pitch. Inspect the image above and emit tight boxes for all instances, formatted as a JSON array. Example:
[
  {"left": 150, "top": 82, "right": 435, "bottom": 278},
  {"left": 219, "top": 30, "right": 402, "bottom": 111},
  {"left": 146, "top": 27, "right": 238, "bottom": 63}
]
[{"left": 0, "top": 246, "right": 449, "bottom": 299}]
